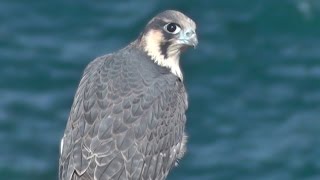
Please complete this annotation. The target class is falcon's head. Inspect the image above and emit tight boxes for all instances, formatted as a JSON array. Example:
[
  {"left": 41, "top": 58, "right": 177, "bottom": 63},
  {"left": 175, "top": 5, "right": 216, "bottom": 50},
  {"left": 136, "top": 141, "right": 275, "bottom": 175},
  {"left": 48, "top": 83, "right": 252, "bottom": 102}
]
[{"left": 137, "top": 10, "right": 198, "bottom": 80}]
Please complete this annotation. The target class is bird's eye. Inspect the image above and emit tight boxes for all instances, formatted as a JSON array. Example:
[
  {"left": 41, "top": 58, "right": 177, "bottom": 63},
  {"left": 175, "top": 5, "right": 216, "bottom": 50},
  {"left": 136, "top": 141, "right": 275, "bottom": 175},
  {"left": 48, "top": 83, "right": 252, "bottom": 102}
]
[{"left": 164, "top": 23, "right": 181, "bottom": 34}]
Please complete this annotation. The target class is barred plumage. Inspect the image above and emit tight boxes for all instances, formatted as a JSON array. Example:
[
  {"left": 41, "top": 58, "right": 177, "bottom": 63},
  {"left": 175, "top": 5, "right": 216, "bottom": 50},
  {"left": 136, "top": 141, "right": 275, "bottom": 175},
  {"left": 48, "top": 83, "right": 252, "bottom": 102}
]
[{"left": 59, "top": 10, "right": 197, "bottom": 180}]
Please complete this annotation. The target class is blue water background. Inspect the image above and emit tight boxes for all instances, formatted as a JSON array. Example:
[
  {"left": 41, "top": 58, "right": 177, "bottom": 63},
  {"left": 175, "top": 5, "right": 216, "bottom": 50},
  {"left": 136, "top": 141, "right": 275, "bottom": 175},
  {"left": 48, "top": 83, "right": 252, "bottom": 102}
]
[{"left": 1, "top": 0, "right": 320, "bottom": 179}]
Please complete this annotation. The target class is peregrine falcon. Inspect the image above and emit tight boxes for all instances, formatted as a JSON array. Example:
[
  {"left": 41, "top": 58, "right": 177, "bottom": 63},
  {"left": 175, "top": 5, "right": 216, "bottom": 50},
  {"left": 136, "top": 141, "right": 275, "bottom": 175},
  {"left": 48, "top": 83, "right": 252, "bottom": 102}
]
[{"left": 59, "top": 10, "right": 198, "bottom": 180}]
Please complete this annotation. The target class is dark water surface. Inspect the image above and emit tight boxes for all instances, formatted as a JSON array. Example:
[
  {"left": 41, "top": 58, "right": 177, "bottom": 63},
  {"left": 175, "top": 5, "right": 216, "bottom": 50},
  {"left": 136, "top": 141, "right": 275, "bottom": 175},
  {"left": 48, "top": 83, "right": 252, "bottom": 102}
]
[{"left": 1, "top": 0, "right": 320, "bottom": 179}]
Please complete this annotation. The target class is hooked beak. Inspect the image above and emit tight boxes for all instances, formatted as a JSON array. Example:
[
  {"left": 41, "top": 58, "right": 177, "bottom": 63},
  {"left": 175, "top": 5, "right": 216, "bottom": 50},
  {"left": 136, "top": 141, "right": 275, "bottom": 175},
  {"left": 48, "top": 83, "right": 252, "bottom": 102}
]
[{"left": 177, "top": 29, "right": 198, "bottom": 48}]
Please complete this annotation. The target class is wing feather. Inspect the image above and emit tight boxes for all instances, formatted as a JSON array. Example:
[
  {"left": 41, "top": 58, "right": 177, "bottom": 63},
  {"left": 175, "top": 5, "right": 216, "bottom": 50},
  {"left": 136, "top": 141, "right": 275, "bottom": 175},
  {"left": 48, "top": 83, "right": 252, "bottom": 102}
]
[{"left": 59, "top": 52, "right": 188, "bottom": 180}]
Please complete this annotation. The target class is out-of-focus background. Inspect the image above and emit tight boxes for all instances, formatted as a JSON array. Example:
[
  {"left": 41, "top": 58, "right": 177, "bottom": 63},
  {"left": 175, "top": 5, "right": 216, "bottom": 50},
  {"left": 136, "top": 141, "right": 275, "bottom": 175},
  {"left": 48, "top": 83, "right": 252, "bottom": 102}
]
[{"left": 1, "top": 0, "right": 320, "bottom": 179}]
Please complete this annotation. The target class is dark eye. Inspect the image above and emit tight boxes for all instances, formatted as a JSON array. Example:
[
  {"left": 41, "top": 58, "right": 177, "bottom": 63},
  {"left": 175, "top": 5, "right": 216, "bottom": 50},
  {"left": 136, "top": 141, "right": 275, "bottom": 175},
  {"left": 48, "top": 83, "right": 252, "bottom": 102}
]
[{"left": 164, "top": 23, "right": 181, "bottom": 34}]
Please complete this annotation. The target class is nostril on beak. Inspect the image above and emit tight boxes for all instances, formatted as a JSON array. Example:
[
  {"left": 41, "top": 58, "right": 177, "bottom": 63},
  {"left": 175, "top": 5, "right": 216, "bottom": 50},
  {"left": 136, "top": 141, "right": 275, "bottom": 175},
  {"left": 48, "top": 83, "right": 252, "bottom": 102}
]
[{"left": 185, "top": 30, "right": 195, "bottom": 38}]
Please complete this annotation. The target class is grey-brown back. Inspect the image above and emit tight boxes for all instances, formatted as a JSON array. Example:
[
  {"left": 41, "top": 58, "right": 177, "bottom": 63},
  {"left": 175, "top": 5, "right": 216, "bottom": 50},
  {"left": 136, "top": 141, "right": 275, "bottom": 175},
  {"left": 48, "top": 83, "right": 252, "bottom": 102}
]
[{"left": 59, "top": 45, "right": 188, "bottom": 180}]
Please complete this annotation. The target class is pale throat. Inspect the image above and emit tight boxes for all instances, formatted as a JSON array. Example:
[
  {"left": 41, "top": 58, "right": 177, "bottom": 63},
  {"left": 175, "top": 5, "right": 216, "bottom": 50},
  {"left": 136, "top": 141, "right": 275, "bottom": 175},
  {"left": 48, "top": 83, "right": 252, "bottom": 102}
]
[{"left": 142, "top": 30, "right": 183, "bottom": 80}]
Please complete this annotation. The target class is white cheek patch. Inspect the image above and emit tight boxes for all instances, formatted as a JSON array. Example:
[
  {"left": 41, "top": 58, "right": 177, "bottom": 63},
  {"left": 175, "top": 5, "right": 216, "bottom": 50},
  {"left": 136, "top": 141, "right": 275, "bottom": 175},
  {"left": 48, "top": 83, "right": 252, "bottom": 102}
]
[{"left": 143, "top": 30, "right": 183, "bottom": 80}]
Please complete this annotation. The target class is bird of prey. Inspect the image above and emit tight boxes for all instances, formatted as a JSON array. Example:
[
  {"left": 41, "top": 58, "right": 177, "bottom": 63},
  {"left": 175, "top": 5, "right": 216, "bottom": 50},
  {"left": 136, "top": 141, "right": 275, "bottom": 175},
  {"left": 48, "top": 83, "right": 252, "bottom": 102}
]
[{"left": 59, "top": 10, "right": 198, "bottom": 180}]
